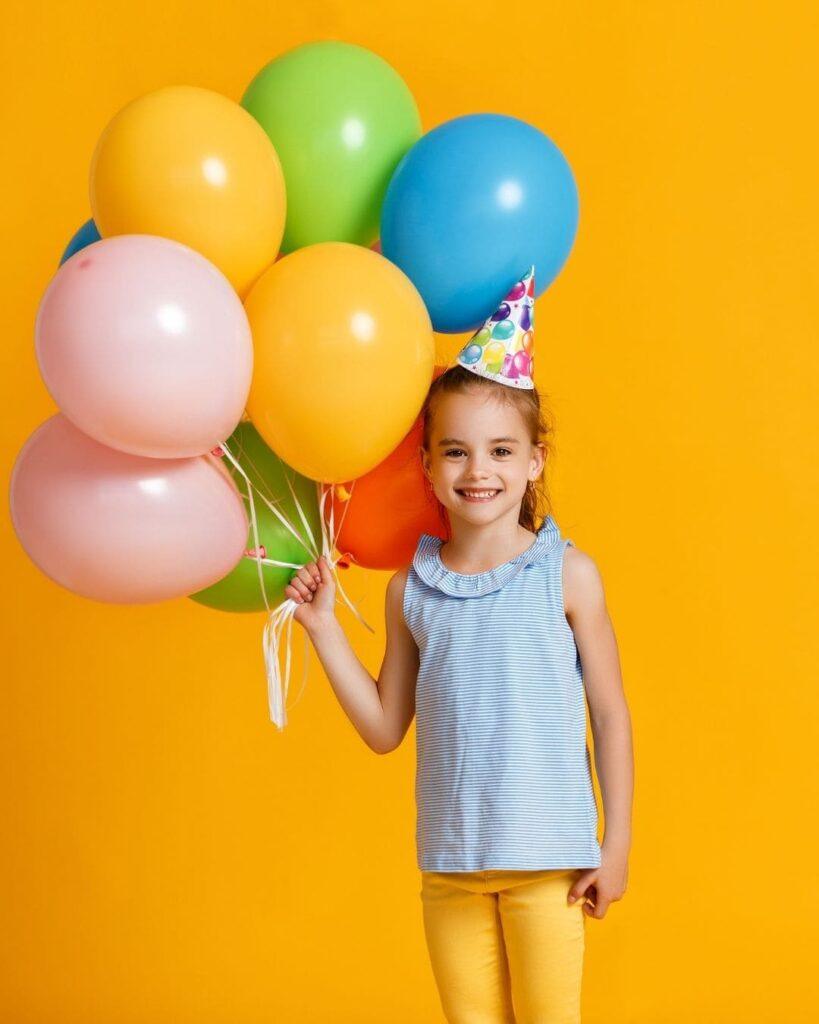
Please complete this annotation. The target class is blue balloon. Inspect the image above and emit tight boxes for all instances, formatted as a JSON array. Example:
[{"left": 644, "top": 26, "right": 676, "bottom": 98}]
[
  {"left": 381, "top": 114, "right": 578, "bottom": 333},
  {"left": 59, "top": 218, "right": 101, "bottom": 265}
]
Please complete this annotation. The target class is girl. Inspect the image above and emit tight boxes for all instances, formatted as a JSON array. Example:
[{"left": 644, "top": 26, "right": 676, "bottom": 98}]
[{"left": 284, "top": 272, "right": 633, "bottom": 1024}]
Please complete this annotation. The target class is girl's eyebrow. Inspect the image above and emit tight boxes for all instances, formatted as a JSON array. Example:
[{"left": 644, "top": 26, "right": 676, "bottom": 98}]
[{"left": 437, "top": 436, "right": 520, "bottom": 446}]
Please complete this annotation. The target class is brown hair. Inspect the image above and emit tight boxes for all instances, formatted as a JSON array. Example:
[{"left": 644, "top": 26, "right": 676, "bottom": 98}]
[{"left": 419, "top": 364, "right": 554, "bottom": 537}]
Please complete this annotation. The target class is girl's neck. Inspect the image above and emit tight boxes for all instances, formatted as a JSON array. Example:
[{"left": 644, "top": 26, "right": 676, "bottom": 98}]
[{"left": 439, "top": 515, "right": 538, "bottom": 575}]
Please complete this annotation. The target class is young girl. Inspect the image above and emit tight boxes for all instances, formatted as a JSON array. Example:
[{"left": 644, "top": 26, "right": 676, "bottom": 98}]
[{"left": 284, "top": 272, "right": 633, "bottom": 1024}]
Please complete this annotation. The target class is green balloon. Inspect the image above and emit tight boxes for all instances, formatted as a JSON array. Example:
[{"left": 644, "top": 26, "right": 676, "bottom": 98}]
[
  {"left": 241, "top": 41, "right": 421, "bottom": 252},
  {"left": 190, "top": 423, "right": 322, "bottom": 613}
]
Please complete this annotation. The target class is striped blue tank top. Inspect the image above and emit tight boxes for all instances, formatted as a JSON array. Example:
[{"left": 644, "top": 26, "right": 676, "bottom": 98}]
[{"left": 402, "top": 515, "right": 602, "bottom": 872}]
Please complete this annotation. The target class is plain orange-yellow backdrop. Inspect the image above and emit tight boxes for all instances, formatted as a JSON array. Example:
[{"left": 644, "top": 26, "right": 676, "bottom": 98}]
[{"left": 2, "top": 2, "right": 818, "bottom": 1021}]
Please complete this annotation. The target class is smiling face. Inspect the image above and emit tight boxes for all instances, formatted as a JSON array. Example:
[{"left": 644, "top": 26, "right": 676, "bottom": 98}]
[{"left": 421, "top": 386, "right": 545, "bottom": 527}]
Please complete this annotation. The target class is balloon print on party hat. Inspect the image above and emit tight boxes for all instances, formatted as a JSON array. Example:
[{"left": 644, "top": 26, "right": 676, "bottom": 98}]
[{"left": 456, "top": 266, "right": 536, "bottom": 389}]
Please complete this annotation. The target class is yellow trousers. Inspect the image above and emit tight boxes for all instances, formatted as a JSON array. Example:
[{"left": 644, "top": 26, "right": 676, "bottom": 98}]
[{"left": 420, "top": 869, "right": 587, "bottom": 1024}]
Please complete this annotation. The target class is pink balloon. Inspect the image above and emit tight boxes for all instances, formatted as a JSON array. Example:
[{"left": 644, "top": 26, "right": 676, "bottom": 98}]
[
  {"left": 10, "top": 414, "right": 248, "bottom": 604},
  {"left": 35, "top": 235, "right": 253, "bottom": 459}
]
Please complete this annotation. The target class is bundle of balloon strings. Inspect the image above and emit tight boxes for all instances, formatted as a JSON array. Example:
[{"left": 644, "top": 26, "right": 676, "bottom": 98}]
[{"left": 212, "top": 440, "right": 372, "bottom": 729}]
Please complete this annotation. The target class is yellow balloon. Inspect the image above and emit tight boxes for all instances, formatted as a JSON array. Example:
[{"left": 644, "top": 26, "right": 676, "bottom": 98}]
[
  {"left": 90, "top": 85, "right": 286, "bottom": 296},
  {"left": 434, "top": 329, "right": 472, "bottom": 366},
  {"left": 246, "top": 243, "right": 434, "bottom": 483}
]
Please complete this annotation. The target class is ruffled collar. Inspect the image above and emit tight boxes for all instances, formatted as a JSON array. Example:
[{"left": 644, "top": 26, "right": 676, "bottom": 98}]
[{"left": 412, "top": 515, "right": 563, "bottom": 597}]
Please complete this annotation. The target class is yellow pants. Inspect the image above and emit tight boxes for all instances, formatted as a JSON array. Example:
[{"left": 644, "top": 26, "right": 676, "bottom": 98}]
[{"left": 420, "top": 869, "right": 587, "bottom": 1024}]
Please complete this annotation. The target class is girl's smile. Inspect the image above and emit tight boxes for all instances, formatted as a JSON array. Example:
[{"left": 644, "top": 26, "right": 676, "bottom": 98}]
[{"left": 455, "top": 488, "right": 503, "bottom": 502}]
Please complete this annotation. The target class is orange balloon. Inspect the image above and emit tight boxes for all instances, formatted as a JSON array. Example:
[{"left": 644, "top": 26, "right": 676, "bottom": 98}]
[
  {"left": 434, "top": 329, "right": 472, "bottom": 367},
  {"left": 246, "top": 243, "right": 434, "bottom": 483},
  {"left": 326, "top": 366, "right": 450, "bottom": 569},
  {"left": 90, "top": 85, "right": 286, "bottom": 296}
]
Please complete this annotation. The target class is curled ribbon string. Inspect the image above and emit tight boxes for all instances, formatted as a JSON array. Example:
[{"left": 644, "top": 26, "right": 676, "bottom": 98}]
[
  {"left": 214, "top": 442, "right": 373, "bottom": 729},
  {"left": 255, "top": 480, "right": 374, "bottom": 729},
  {"left": 237, "top": 471, "right": 320, "bottom": 562},
  {"left": 216, "top": 443, "right": 270, "bottom": 614},
  {"left": 280, "top": 471, "right": 320, "bottom": 560}
]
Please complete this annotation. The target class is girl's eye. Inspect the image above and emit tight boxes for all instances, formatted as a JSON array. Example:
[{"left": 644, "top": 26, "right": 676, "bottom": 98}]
[{"left": 443, "top": 448, "right": 513, "bottom": 457}]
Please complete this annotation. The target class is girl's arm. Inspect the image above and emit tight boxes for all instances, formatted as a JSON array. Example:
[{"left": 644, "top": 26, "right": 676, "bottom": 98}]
[
  {"left": 563, "top": 545, "right": 634, "bottom": 914},
  {"left": 284, "top": 556, "right": 419, "bottom": 754}
]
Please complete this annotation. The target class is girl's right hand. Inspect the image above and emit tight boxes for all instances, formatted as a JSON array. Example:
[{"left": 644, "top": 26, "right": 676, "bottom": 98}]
[{"left": 284, "top": 554, "right": 337, "bottom": 632}]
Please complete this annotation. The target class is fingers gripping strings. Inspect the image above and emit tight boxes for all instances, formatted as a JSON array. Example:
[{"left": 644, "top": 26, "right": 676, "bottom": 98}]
[{"left": 213, "top": 442, "right": 374, "bottom": 729}]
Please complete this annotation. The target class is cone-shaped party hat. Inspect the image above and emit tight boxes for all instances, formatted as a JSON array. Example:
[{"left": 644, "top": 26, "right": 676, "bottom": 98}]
[{"left": 456, "top": 266, "right": 536, "bottom": 389}]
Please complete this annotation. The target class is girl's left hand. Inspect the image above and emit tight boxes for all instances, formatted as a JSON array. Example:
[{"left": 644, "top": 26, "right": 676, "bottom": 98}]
[{"left": 567, "top": 848, "right": 629, "bottom": 919}]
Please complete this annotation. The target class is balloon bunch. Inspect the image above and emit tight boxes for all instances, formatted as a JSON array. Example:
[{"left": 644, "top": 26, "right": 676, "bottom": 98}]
[{"left": 9, "top": 40, "right": 579, "bottom": 729}]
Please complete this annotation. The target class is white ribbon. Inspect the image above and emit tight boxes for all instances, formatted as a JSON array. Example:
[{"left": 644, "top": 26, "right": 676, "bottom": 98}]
[
  {"left": 217, "top": 442, "right": 373, "bottom": 729},
  {"left": 218, "top": 442, "right": 271, "bottom": 613}
]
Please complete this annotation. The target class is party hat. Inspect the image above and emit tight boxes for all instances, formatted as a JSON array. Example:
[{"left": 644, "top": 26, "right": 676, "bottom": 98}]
[{"left": 456, "top": 266, "right": 536, "bottom": 389}]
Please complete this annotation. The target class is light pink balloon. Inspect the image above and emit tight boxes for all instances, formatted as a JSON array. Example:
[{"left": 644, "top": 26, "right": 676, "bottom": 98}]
[
  {"left": 35, "top": 235, "right": 253, "bottom": 459},
  {"left": 10, "top": 414, "right": 248, "bottom": 604}
]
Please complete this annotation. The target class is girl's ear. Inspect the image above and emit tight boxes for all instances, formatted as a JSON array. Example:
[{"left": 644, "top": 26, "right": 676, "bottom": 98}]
[
  {"left": 420, "top": 447, "right": 432, "bottom": 479},
  {"left": 530, "top": 442, "right": 546, "bottom": 480}
]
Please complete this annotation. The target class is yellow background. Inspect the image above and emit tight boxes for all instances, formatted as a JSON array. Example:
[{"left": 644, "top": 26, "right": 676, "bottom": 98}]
[{"left": 2, "top": 2, "right": 817, "bottom": 1021}]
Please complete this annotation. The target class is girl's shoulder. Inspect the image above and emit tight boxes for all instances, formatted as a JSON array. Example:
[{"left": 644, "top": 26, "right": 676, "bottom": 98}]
[
  {"left": 386, "top": 565, "right": 411, "bottom": 612},
  {"left": 562, "top": 543, "right": 606, "bottom": 620},
  {"left": 386, "top": 566, "right": 417, "bottom": 643},
  {"left": 387, "top": 564, "right": 410, "bottom": 597}
]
